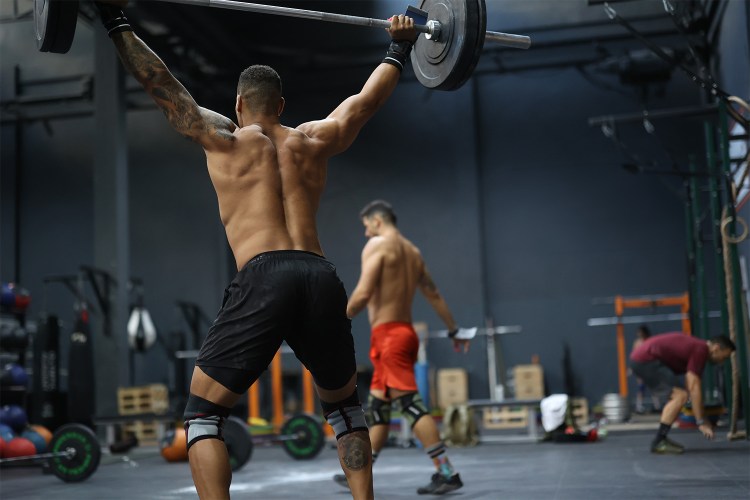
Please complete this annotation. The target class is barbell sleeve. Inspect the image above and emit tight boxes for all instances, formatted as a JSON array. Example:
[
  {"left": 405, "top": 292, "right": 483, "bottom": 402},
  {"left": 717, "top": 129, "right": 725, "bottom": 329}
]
[
  {"left": 160, "top": 0, "right": 530, "bottom": 49},
  {"left": 485, "top": 30, "right": 531, "bottom": 49}
]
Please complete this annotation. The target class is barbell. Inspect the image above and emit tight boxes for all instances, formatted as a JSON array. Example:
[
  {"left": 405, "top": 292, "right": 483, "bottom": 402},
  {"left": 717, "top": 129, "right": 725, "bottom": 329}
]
[
  {"left": 223, "top": 414, "right": 325, "bottom": 471},
  {"left": 34, "top": 0, "right": 531, "bottom": 91},
  {"left": 0, "top": 424, "right": 101, "bottom": 483}
]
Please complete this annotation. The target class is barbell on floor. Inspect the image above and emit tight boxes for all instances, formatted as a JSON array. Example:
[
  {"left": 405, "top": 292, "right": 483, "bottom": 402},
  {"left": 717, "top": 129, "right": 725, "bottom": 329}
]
[
  {"left": 0, "top": 424, "right": 101, "bottom": 483},
  {"left": 34, "top": 0, "right": 531, "bottom": 91},
  {"left": 224, "top": 414, "right": 325, "bottom": 471}
]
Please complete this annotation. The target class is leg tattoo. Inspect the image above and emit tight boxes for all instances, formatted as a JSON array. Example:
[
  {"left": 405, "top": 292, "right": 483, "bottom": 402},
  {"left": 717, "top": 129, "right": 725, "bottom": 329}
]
[{"left": 340, "top": 432, "right": 370, "bottom": 471}]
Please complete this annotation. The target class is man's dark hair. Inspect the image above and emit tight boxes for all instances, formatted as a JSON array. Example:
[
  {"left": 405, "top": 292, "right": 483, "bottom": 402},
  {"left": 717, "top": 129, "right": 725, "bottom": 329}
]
[
  {"left": 710, "top": 335, "right": 736, "bottom": 351},
  {"left": 237, "top": 65, "right": 282, "bottom": 114},
  {"left": 360, "top": 200, "right": 397, "bottom": 225},
  {"left": 637, "top": 325, "right": 651, "bottom": 338}
]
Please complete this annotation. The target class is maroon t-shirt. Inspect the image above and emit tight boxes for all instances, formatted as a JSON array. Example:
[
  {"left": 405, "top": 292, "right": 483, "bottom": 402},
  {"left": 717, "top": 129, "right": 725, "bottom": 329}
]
[{"left": 630, "top": 332, "right": 709, "bottom": 375}]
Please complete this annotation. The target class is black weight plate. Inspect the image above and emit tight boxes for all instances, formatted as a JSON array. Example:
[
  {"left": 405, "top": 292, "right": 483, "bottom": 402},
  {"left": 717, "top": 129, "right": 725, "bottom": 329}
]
[
  {"left": 34, "top": 0, "right": 55, "bottom": 51},
  {"left": 224, "top": 416, "right": 253, "bottom": 471},
  {"left": 49, "top": 424, "right": 100, "bottom": 483},
  {"left": 411, "top": 0, "right": 486, "bottom": 91},
  {"left": 450, "top": 0, "right": 486, "bottom": 90},
  {"left": 281, "top": 414, "right": 324, "bottom": 460},
  {"left": 34, "top": 0, "right": 79, "bottom": 54}
]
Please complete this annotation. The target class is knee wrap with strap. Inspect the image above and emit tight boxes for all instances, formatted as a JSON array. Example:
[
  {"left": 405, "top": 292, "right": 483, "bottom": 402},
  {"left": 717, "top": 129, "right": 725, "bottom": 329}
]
[
  {"left": 365, "top": 394, "right": 391, "bottom": 427},
  {"left": 183, "top": 393, "right": 231, "bottom": 451},
  {"left": 321, "top": 388, "right": 368, "bottom": 440},
  {"left": 396, "top": 392, "right": 429, "bottom": 428}
]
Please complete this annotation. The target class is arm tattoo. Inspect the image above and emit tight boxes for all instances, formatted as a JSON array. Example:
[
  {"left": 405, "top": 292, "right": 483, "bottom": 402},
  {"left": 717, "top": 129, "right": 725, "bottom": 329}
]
[
  {"left": 114, "top": 34, "right": 234, "bottom": 143},
  {"left": 420, "top": 272, "right": 438, "bottom": 294},
  {"left": 339, "top": 432, "right": 370, "bottom": 471}
]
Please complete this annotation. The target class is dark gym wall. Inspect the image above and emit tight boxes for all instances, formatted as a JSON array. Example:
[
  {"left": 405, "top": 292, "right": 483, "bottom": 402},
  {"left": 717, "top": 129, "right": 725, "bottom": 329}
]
[
  {"left": 716, "top": 0, "right": 750, "bottom": 367},
  {"left": 0, "top": 19, "right": 227, "bottom": 396},
  {"left": 3, "top": 0, "right": 745, "bottom": 410},
  {"left": 480, "top": 69, "right": 703, "bottom": 401}
]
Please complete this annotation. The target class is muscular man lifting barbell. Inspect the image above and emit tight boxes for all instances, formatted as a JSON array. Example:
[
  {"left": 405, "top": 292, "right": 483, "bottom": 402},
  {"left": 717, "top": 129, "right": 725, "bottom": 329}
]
[{"left": 93, "top": 2, "right": 419, "bottom": 498}]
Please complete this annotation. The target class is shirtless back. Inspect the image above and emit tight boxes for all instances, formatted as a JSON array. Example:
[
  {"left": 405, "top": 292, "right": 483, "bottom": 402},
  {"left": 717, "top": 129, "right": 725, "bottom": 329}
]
[
  {"left": 205, "top": 122, "right": 328, "bottom": 269},
  {"left": 111, "top": 32, "right": 414, "bottom": 270},
  {"left": 362, "top": 232, "right": 424, "bottom": 326},
  {"left": 347, "top": 201, "right": 457, "bottom": 335}
]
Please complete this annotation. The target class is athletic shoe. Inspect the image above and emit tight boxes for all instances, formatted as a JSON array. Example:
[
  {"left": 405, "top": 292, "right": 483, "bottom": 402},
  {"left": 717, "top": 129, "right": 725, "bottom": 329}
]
[
  {"left": 417, "top": 472, "right": 464, "bottom": 495},
  {"left": 651, "top": 437, "right": 685, "bottom": 454},
  {"left": 333, "top": 473, "right": 350, "bottom": 488},
  {"left": 664, "top": 437, "right": 685, "bottom": 450}
]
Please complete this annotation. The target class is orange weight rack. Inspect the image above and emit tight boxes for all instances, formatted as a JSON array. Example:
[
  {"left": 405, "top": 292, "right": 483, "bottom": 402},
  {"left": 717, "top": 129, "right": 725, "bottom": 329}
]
[
  {"left": 588, "top": 292, "right": 691, "bottom": 398},
  {"left": 247, "top": 347, "right": 331, "bottom": 436}
]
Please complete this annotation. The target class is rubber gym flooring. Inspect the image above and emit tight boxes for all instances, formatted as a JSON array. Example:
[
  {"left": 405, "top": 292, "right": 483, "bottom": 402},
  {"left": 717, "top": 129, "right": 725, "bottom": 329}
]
[{"left": 1, "top": 427, "right": 748, "bottom": 499}]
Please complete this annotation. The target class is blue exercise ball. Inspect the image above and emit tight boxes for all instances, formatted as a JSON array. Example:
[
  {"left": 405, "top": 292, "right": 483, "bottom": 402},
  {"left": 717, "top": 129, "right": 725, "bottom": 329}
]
[
  {"left": 0, "top": 423, "right": 15, "bottom": 441},
  {"left": 7, "top": 364, "right": 28, "bottom": 387},
  {"left": 0, "top": 405, "right": 28, "bottom": 432},
  {"left": 21, "top": 429, "right": 46, "bottom": 454}
]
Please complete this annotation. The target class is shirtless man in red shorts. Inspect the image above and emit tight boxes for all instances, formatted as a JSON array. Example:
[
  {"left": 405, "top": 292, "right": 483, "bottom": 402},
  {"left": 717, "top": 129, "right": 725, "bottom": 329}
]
[{"left": 334, "top": 200, "right": 470, "bottom": 495}]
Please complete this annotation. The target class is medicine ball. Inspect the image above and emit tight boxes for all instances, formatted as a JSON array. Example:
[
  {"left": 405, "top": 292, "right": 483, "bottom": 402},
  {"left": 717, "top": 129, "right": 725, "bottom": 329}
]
[
  {"left": 1, "top": 364, "right": 29, "bottom": 387},
  {"left": 5, "top": 437, "right": 37, "bottom": 458},
  {"left": 0, "top": 423, "right": 15, "bottom": 441},
  {"left": 0, "top": 405, "right": 28, "bottom": 432},
  {"left": 29, "top": 424, "right": 53, "bottom": 445},
  {"left": 21, "top": 429, "right": 47, "bottom": 453},
  {"left": 160, "top": 427, "right": 188, "bottom": 462}
]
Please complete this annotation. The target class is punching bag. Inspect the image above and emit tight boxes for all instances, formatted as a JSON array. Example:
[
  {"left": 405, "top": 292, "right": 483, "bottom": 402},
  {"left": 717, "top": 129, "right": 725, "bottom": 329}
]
[
  {"left": 68, "top": 308, "right": 95, "bottom": 427},
  {"left": 32, "top": 315, "right": 64, "bottom": 430},
  {"left": 127, "top": 307, "right": 157, "bottom": 352}
]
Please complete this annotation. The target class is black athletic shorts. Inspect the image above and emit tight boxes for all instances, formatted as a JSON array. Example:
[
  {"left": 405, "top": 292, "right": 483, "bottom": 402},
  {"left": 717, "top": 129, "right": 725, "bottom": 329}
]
[
  {"left": 630, "top": 360, "right": 680, "bottom": 396},
  {"left": 196, "top": 250, "right": 355, "bottom": 393}
]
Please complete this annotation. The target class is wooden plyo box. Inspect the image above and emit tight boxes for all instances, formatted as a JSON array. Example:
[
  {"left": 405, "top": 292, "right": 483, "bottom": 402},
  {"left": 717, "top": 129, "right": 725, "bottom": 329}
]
[
  {"left": 513, "top": 365, "right": 544, "bottom": 399},
  {"left": 122, "top": 421, "right": 159, "bottom": 446},
  {"left": 482, "top": 406, "right": 529, "bottom": 430},
  {"left": 437, "top": 369, "right": 468, "bottom": 410},
  {"left": 117, "top": 384, "right": 169, "bottom": 415}
]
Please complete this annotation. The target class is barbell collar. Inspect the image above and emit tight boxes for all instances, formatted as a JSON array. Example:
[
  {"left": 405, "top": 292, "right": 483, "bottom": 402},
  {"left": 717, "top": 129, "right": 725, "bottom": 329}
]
[{"left": 425, "top": 20, "right": 441, "bottom": 41}]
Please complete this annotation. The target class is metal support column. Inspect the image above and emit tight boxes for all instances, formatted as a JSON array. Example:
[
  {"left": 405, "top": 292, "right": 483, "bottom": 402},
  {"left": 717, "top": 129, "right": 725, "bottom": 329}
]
[
  {"left": 93, "top": 27, "right": 130, "bottom": 416},
  {"left": 705, "top": 122, "right": 727, "bottom": 403},
  {"left": 687, "top": 157, "right": 710, "bottom": 340}
]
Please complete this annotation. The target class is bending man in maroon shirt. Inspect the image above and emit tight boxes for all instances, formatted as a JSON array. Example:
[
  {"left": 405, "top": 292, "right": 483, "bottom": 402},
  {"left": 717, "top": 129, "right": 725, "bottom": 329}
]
[{"left": 630, "top": 332, "right": 735, "bottom": 454}]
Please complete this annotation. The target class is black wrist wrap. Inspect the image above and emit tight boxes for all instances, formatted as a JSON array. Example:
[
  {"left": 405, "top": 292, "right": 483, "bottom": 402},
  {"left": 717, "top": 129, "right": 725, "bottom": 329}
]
[
  {"left": 382, "top": 40, "right": 414, "bottom": 72},
  {"left": 97, "top": 4, "right": 133, "bottom": 37}
]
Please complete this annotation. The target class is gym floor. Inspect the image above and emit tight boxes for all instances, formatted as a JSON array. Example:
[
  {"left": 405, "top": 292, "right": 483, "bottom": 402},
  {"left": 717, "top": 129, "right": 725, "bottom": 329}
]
[{"left": 1, "top": 427, "right": 748, "bottom": 499}]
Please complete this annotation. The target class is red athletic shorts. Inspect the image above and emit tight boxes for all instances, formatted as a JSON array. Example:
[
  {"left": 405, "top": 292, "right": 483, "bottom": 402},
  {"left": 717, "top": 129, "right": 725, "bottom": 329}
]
[{"left": 369, "top": 322, "right": 419, "bottom": 392}]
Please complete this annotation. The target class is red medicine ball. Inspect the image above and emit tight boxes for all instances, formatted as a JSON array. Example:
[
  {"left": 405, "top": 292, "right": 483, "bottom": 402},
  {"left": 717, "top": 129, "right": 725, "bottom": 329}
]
[{"left": 5, "top": 437, "right": 37, "bottom": 457}]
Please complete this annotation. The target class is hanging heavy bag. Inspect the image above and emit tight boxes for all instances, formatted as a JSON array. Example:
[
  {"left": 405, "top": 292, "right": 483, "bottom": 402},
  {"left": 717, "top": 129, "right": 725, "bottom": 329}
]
[{"left": 127, "top": 307, "right": 157, "bottom": 352}]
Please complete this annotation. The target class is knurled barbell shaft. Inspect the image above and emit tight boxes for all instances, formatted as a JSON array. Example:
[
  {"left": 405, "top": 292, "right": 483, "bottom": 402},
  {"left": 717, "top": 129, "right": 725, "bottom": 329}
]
[
  {"left": 165, "top": 0, "right": 531, "bottom": 49},
  {"left": 0, "top": 450, "right": 73, "bottom": 463}
]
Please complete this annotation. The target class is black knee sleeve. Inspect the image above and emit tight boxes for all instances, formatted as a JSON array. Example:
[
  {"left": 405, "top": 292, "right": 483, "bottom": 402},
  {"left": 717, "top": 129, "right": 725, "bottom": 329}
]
[
  {"left": 396, "top": 392, "right": 429, "bottom": 428},
  {"left": 365, "top": 394, "right": 392, "bottom": 427},
  {"left": 321, "top": 388, "right": 368, "bottom": 439},
  {"left": 183, "top": 393, "right": 231, "bottom": 451}
]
